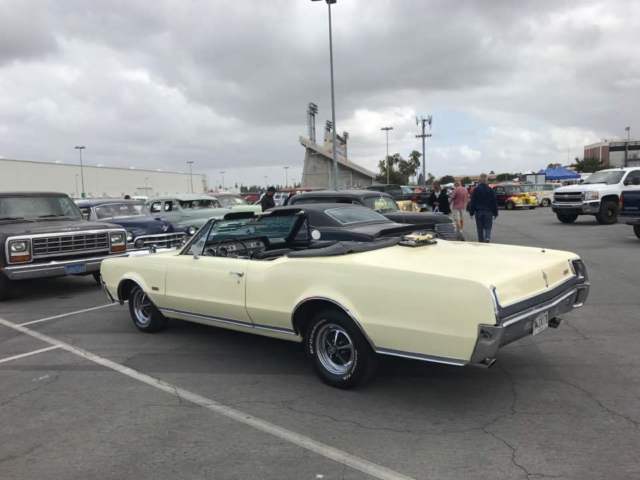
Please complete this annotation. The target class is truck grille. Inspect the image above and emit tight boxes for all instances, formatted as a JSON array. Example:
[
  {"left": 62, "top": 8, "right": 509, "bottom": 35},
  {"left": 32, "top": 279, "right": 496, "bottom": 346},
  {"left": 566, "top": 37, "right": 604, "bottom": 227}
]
[
  {"left": 32, "top": 232, "right": 110, "bottom": 258},
  {"left": 435, "top": 222, "right": 459, "bottom": 240},
  {"left": 132, "top": 233, "right": 185, "bottom": 249},
  {"left": 554, "top": 192, "right": 583, "bottom": 203}
]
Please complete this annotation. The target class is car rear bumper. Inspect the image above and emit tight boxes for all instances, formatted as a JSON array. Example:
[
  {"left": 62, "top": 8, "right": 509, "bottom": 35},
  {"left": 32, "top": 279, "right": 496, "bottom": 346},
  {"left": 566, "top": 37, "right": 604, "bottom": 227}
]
[
  {"left": 470, "top": 264, "right": 590, "bottom": 365},
  {"left": 552, "top": 201, "right": 600, "bottom": 214},
  {"left": 2, "top": 253, "right": 128, "bottom": 280}
]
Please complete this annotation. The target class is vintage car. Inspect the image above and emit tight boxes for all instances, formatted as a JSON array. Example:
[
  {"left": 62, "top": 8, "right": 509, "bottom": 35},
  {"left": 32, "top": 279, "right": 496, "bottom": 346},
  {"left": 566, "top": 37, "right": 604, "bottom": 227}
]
[
  {"left": 287, "top": 190, "right": 461, "bottom": 240},
  {"left": 522, "top": 183, "right": 557, "bottom": 207},
  {"left": 146, "top": 194, "right": 230, "bottom": 235},
  {"left": 101, "top": 207, "right": 590, "bottom": 388},
  {"left": 1, "top": 192, "right": 127, "bottom": 300},
  {"left": 211, "top": 193, "right": 262, "bottom": 214},
  {"left": 76, "top": 199, "right": 185, "bottom": 251},
  {"left": 492, "top": 184, "right": 537, "bottom": 210}
]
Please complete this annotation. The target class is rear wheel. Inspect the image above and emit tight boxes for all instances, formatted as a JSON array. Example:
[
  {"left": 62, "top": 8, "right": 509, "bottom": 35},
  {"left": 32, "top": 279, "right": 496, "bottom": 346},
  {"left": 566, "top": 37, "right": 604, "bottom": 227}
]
[
  {"left": 505, "top": 201, "right": 515, "bottom": 210},
  {"left": 304, "top": 309, "right": 377, "bottom": 388},
  {"left": 0, "top": 273, "right": 12, "bottom": 301},
  {"left": 541, "top": 198, "right": 551, "bottom": 207},
  {"left": 634, "top": 225, "right": 640, "bottom": 239},
  {"left": 128, "top": 285, "right": 167, "bottom": 332},
  {"left": 595, "top": 200, "right": 618, "bottom": 225},
  {"left": 557, "top": 213, "right": 578, "bottom": 224}
]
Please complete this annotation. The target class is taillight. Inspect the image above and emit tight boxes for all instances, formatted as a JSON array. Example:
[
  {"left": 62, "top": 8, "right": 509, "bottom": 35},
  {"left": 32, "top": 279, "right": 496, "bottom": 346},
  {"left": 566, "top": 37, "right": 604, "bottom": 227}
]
[{"left": 7, "top": 239, "right": 32, "bottom": 264}]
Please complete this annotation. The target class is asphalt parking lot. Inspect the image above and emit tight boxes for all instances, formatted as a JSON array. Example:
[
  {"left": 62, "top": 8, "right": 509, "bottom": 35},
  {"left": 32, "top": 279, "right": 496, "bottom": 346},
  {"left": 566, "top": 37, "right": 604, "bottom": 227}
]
[{"left": 1, "top": 208, "right": 639, "bottom": 480}]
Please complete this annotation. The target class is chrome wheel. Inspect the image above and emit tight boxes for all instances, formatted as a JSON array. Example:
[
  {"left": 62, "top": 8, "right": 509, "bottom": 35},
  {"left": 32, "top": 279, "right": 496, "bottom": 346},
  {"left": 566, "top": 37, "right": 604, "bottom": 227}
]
[
  {"left": 315, "top": 322, "right": 355, "bottom": 376},
  {"left": 132, "top": 288, "right": 153, "bottom": 327}
]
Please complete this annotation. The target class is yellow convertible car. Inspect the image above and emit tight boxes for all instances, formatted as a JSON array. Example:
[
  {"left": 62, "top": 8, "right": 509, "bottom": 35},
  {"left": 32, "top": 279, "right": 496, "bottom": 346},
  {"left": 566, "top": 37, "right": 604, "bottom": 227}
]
[{"left": 101, "top": 205, "right": 590, "bottom": 388}]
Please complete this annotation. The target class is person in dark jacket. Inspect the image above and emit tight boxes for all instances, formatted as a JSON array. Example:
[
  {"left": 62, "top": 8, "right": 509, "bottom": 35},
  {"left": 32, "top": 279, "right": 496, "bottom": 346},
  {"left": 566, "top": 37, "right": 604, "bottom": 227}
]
[
  {"left": 428, "top": 182, "right": 451, "bottom": 214},
  {"left": 260, "top": 186, "right": 276, "bottom": 211},
  {"left": 468, "top": 174, "right": 498, "bottom": 242}
]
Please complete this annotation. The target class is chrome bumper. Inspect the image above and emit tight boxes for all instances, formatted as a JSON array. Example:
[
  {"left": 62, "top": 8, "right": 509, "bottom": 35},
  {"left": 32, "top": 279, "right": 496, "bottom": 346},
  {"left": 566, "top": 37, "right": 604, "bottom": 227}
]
[
  {"left": 552, "top": 201, "right": 600, "bottom": 214},
  {"left": 470, "top": 264, "right": 590, "bottom": 365},
  {"left": 2, "top": 253, "right": 128, "bottom": 280}
]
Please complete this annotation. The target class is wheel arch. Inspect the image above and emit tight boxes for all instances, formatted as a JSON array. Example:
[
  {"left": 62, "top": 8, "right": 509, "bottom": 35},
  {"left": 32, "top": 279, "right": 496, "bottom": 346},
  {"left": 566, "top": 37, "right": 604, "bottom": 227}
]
[
  {"left": 116, "top": 275, "right": 148, "bottom": 303},
  {"left": 291, "top": 297, "right": 376, "bottom": 350},
  {"left": 601, "top": 194, "right": 620, "bottom": 204}
]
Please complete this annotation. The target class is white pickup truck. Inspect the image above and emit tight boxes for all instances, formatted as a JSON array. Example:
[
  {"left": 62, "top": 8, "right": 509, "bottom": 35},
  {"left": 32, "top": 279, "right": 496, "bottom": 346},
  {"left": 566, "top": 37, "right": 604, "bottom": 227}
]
[{"left": 552, "top": 167, "right": 640, "bottom": 224}]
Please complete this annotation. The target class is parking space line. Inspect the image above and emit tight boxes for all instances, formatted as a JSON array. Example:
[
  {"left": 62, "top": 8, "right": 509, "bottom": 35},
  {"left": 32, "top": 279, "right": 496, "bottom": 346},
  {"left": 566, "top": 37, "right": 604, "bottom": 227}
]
[
  {"left": 0, "top": 316, "right": 413, "bottom": 480},
  {"left": 18, "top": 303, "right": 119, "bottom": 326},
  {"left": 0, "top": 345, "right": 61, "bottom": 365}
]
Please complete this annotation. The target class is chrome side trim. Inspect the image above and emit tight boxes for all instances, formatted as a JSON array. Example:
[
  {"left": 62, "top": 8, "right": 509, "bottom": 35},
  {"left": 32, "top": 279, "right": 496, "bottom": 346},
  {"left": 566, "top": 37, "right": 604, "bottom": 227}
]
[
  {"left": 160, "top": 307, "right": 297, "bottom": 336},
  {"left": 375, "top": 347, "right": 466, "bottom": 366},
  {"left": 290, "top": 296, "right": 377, "bottom": 350},
  {"left": 501, "top": 289, "right": 578, "bottom": 327}
]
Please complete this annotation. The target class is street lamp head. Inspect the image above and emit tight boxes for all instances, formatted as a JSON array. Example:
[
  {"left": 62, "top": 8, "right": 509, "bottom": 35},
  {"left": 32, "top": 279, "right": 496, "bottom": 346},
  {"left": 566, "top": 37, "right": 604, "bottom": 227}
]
[
  {"left": 380, "top": 126, "right": 393, "bottom": 132},
  {"left": 74, "top": 145, "right": 86, "bottom": 150},
  {"left": 311, "top": 0, "right": 337, "bottom": 3}
]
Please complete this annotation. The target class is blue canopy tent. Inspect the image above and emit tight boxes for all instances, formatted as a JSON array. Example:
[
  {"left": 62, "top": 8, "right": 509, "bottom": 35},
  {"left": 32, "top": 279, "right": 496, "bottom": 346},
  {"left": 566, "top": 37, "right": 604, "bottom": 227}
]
[{"left": 538, "top": 167, "right": 580, "bottom": 181}]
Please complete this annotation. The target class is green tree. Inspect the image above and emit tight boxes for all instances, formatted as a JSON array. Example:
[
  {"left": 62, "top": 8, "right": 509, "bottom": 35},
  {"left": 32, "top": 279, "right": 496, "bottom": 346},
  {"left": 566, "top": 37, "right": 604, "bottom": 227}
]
[
  {"left": 547, "top": 163, "right": 562, "bottom": 169},
  {"left": 496, "top": 173, "right": 516, "bottom": 182},
  {"left": 439, "top": 175, "right": 455, "bottom": 184},
  {"left": 376, "top": 153, "right": 420, "bottom": 185},
  {"left": 461, "top": 176, "right": 472, "bottom": 185},
  {"left": 573, "top": 157, "right": 602, "bottom": 173}
]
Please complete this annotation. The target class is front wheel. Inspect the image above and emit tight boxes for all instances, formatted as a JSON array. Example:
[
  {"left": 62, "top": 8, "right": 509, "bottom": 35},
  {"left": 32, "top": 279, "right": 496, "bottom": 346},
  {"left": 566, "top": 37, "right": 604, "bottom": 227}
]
[
  {"left": 634, "top": 225, "right": 640, "bottom": 239},
  {"left": 557, "top": 213, "right": 578, "bottom": 224},
  {"left": 128, "top": 285, "right": 167, "bottom": 332},
  {"left": 595, "top": 200, "right": 618, "bottom": 225},
  {"left": 505, "top": 201, "right": 514, "bottom": 210},
  {"left": 541, "top": 198, "right": 551, "bottom": 207},
  {"left": 305, "top": 310, "right": 377, "bottom": 389}
]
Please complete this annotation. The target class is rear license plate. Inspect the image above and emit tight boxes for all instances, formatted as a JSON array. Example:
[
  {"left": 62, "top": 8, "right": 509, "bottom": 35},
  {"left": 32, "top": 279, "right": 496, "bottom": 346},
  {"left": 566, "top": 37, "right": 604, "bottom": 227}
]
[
  {"left": 64, "top": 264, "right": 87, "bottom": 275},
  {"left": 532, "top": 311, "right": 549, "bottom": 336}
]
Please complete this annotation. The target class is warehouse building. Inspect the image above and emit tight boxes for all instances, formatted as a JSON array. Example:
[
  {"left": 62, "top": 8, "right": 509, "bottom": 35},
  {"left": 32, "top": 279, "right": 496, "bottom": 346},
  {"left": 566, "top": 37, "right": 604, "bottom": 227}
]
[
  {"left": 0, "top": 158, "right": 208, "bottom": 198},
  {"left": 584, "top": 139, "right": 640, "bottom": 168}
]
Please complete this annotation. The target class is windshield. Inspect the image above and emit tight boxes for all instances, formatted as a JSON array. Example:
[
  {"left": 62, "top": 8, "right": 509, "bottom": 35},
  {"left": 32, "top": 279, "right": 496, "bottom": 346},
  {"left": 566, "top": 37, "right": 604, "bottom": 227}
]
[
  {"left": 582, "top": 171, "right": 625, "bottom": 185},
  {"left": 0, "top": 195, "right": 82, "bottom": 221},
  {"left": 325, "top": 207, "right": 389, "bottom": 225},
  {"left": 95, "top": 203, "right": 143, "bottom": 219},
  {"left": 216, "top": 196, "right": 248, "bottom": 208},
  {"left": 363, "top": 196, "right": 399, "bottom": 213},
  {"left": 178, "top": 199, "right": 221, "bottom": 209}
]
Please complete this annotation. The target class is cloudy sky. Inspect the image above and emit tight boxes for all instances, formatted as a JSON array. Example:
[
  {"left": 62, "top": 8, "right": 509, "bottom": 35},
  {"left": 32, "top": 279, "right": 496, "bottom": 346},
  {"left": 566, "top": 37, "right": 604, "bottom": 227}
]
[{"left": 1, "top": 0, "right": 638, "bottom": 187}]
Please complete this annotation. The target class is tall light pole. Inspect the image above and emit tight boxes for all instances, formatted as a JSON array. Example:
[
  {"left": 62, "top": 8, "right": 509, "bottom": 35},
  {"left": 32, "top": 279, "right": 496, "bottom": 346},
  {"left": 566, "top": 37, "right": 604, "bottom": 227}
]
[
  {"left": 283, "top": 166, "right": 289, "bottom": 188},
  {"left": 74, "top": 146, "right": 86, "bottom": 198},
  {"left": 416, "top": 115, "right": 432, "bottom": 187},
  {"left": 186, "top": 161, "right": 194, "bottom": 193},
  {"left": 625, "top": 126, "right": 631, "bottom": 166},
  {"left": 264, "top": 175, "right": 269, "bottom": 189},
  {"left": 220, "top": 171, "right": 226, "bottom": 190},
  {"left": 381, "top": 127, "right": 393, "bottom": 184},
  {"left": 312, "top": 0, "right": 339, "bottom": 190}
]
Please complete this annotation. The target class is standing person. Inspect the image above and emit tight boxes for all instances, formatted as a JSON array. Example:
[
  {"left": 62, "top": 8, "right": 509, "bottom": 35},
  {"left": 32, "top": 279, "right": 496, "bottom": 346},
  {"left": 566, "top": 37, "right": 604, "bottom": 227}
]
[
  {"left": 429, "top": 181, "right": 451, "bottom": 215},
  {"left": 468, "top": 173, "right": 498, "bottom": 243},
  {"left": 260, "top": 186, "right": 276, "bottom": 211},
  {"left": 451, "top": 181, "right": 469, "bottom": 231}
]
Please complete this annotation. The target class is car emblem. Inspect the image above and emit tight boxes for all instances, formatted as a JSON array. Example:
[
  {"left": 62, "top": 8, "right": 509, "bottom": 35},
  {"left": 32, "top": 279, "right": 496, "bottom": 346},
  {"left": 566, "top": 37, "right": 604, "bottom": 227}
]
[
  {"left": 161, "top": 224, "right": 169, "bottom": 232},
  {"left": 542, "top": 271, "right": 549, "bottom": 288}
]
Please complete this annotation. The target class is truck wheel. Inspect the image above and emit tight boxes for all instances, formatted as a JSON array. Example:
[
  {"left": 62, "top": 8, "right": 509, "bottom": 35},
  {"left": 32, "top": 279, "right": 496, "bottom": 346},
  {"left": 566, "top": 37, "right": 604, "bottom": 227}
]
[
  {"left": 557, "top": 213, "right": 578, "bottom": 224},
  {"left": 596, "top": 200, "right": 619, "bottom": 225},
  {"left": 305, "top": 309, "right": 377, "bottom": 389},
  {"left": 128, "top": 285, "right": 167, "bottom": 332},
  {"left": 0, "top": 273, "right": 12, "bottom": 301},
  {"left": 541, "top": 198, "right": 551, "bottom": 207},
  {"left": 634, "top": 225, "right": 640, "bottom": 239},
  {"left": 505, "top": 201, "right": 515, "bottom": 210}
]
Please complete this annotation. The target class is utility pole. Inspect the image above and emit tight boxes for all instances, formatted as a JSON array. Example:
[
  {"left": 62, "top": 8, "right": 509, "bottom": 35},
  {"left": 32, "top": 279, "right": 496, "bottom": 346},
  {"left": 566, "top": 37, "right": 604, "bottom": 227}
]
[
  {"left": 74, "top": 146, "right": 86, "bottom": 198},
  {"left": 415, "top": 115, "right": 432, "bottom": 187},
  {"left": 186, "top": 161, "right": 194, "bottom": 193},
  {"left": 625, "top": 126, "right": 631, "bottom": 166},
  {"left": 312, "top": 0, "right": 339, "bottom": 190},
  {"left": 381, "top": 127, "right": 393, "bottom": 184},
  {"left": 220, "top": 171, "right": 225, "bottom": 190},
  {"left": 283, "top": 166, "right": 289, "bottom": 188}
]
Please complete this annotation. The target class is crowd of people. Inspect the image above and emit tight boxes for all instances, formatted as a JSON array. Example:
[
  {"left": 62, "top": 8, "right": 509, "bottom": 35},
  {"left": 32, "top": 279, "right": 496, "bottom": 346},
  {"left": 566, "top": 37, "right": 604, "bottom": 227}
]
[{"left": 427, "top": 174, "right": 498, "bottom": 243}]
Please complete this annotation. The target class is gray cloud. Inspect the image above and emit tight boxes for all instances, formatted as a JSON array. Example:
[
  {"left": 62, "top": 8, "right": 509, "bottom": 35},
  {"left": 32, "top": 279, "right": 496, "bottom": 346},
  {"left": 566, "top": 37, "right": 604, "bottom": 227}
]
[{"left": 0, "top": 0, "right": 638, "bottom": 185}]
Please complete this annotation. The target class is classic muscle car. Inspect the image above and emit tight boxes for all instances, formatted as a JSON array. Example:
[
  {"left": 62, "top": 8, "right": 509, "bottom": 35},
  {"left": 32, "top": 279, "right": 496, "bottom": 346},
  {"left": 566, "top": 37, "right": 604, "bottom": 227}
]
[
  {"left": 76, "top": 199, "right": 185, "bottom": 251},
  {"left": 491, "top": 184, "right": 537, "bottom": 210},
  {"left": 288, "top": 190, "right": 461, "bottom": 240},
  {"left": 101, "top": 207, "right": 590, "bottom": 388},
  {"left": 1, "top": 192, "right": 127, "bottom": 300}
]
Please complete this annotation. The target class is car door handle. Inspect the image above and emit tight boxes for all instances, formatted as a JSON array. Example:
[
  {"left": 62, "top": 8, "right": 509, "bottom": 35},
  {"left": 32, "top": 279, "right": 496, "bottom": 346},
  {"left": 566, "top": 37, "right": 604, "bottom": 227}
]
[{"left": 229, "top": 271, "right": 245, "bottom": 278}]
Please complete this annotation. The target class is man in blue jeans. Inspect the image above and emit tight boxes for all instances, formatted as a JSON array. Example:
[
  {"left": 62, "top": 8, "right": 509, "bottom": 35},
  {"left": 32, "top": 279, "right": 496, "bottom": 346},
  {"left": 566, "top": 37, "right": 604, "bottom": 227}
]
[{"left": 468, "top": 173, "right": 498, "bottom": 242}]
